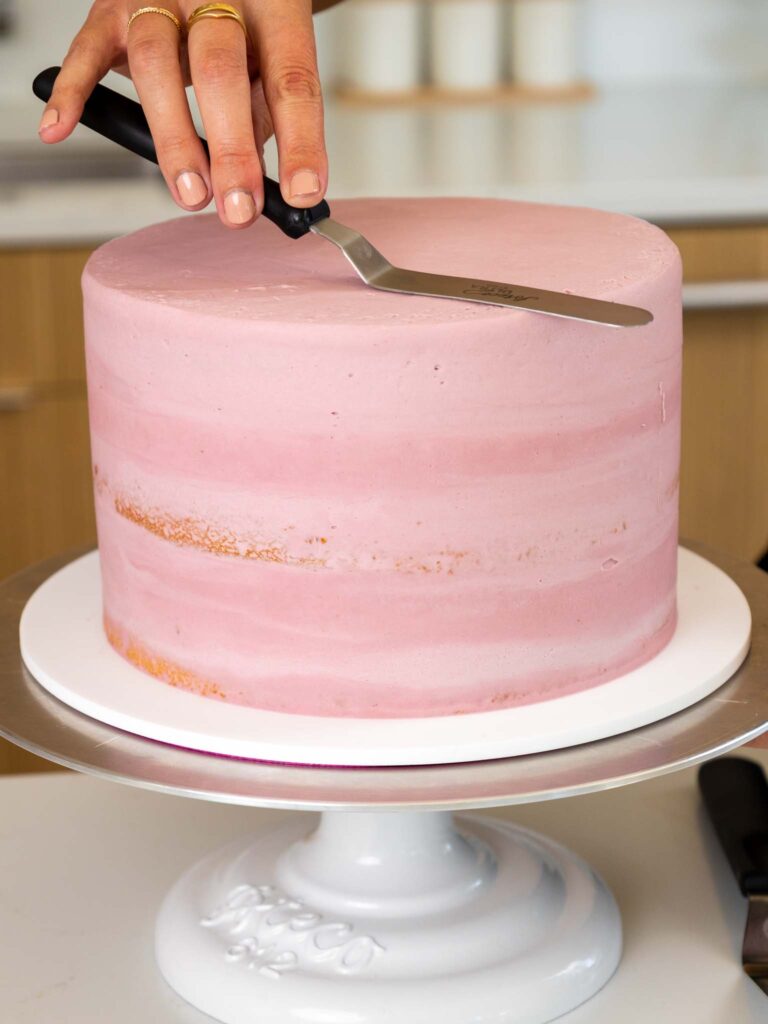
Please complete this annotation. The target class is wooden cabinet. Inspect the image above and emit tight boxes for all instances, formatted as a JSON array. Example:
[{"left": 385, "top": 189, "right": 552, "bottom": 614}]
[
  {"left": 0, "top": 247, "right": 95, "bottom": 775},
  {"left": 0, "top": 248, "right": 93, "bottom": 384},
  {"left": 0, "top": 392, "right": 94, "bottom": 579},
  {"left": 0, "top": 247, "right": 96, "bottom": 577},
  {"left": 1, "top": 225, "right": 767, "bottom": 775},
  {"left": 670, "top": 224, "right": 768, "bottom": 562}
]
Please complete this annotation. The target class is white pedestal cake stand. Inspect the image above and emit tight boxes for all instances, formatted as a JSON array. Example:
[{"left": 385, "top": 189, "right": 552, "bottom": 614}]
[{"left": 1, "top": 543, "right": 767, "bottom": 1024}]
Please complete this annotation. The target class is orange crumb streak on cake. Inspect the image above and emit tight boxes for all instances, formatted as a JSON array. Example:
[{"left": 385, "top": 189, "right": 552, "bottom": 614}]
[
  {"left": 113, "top": 490, "right": 473, "bottom": 574},
  {"left": 114, "top": 495, "right": 327, "bottom": 568},
  {"left": 104, "top": 615, "right": 228, "bottom": 700}
]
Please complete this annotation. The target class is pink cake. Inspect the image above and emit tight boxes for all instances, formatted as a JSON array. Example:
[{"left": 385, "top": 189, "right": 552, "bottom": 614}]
[{"left": 82, "top": 198, "right": 682, "bottom": 718}]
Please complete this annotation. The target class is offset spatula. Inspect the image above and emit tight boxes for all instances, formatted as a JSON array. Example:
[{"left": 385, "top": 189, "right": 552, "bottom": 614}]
[
  {"left": 33, "top": 66, "right": 652, "bottom": 328},
  {"left": 699, "top": 756, "right": 768, "bottom": 994}
]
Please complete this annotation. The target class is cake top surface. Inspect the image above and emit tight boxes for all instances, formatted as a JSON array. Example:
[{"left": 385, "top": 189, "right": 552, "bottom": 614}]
[{"left": 84, "top": 198, "right": 679, "bottom": 325}]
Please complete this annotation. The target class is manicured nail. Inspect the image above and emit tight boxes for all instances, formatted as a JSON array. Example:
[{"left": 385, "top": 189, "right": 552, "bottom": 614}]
[
  {"left": 223, "top": 189, "right": 256, "bottom": 225},
  {"left": 289, "top": 169, "right": 320, "bottom": 199},
  {"left": 38, "top": 108, "right": 59, "bottom": 133},
  {"left": 176, "top": 171, "right": 208, "bottom": 207}
]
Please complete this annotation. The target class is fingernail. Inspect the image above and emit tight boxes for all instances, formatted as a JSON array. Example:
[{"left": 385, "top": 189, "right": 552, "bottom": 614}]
[
  {"left": 38, "top": 108, "right": 59, "bottom": 133},
  {"left": 223, "top": 189, "right": 256, "bottom": 225},
  {"left": 176, "top": 171, "right": 208, "bottom": 207},
  {"left": 289, "top": 169, "right": 320, "bottom": 199}
]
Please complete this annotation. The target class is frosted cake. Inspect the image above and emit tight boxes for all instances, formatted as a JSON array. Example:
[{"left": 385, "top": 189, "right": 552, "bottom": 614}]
[{"left": 82, "top": 198, "right": 682, "bottom": 717}]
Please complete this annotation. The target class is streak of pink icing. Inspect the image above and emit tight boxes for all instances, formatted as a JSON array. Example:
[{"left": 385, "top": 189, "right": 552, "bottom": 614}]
[{"left": 83, "top": 198, "right": 682, "bottom": 718}]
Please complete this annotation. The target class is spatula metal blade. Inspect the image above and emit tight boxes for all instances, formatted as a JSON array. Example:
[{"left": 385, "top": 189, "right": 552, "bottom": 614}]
[{"left": 311, "top": 217, "right": 653, "bottom": 328}]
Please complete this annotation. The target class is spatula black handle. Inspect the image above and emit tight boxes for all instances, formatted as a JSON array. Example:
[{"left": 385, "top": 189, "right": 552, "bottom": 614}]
[
  {"left": 32, "top": 66, "right": 330, "bottom": 239},
  {"left": 699, "top": 756, "right": 768, "bottom": 896}
]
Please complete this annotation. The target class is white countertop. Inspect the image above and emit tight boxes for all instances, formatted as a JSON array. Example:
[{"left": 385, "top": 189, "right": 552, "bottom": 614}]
[
  {"left": 2, "top": 751, "right": 768, "bottom": 1022},
  {"left": 1, "top": 81, "right": 768, "bottom": 247}
]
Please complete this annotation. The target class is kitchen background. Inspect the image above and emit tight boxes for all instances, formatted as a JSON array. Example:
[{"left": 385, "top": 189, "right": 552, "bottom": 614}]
[{"left": 1, "top": 0, "right": 767, "bottom": 771}]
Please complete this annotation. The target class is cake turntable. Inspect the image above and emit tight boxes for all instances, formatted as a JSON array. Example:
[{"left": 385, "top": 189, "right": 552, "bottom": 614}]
[{"left": 1, "top": 542, "right": 766, "bottom": 1024}]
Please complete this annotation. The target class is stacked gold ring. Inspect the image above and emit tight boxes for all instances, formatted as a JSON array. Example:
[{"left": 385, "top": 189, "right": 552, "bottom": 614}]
[
  {"left": 127, "top": 6, "right": 183, "bottom": 32},
  {"left": 187, "top": 3, "right": 248, "bottom": 36}
]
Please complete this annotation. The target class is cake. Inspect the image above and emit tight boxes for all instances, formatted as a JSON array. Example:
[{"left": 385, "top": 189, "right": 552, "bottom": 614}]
[{"left": 82, "top": 198, "right": 682, "bottom": 718}]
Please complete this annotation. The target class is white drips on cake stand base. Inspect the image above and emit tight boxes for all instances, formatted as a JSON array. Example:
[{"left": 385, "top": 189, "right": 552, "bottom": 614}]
[{"left": 156, "top": 810, "right": 620, "bottom": 1024}]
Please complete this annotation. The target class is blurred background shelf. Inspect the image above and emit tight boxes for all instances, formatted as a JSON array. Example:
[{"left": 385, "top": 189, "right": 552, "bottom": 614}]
[{"left": 3, "top": 81, "right": 768, "bottom": 243}]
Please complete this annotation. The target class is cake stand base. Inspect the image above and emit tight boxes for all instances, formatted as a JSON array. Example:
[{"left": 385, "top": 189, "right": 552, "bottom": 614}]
[{"left": 156, "top": 809, "right": 620, "bottom": 1024}]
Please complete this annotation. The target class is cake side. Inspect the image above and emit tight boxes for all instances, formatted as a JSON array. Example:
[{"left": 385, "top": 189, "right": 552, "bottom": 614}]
[{"left": 83, "top": 198, "right": 682, "bottom": 717}]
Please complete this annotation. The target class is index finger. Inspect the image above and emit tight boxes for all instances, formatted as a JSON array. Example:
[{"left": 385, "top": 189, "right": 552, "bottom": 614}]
[
  {"left": 39, "top": 10, "right": 118, "bottom": 143},
  {"left": 251, "top": 0, "right": 327, "bottom": 207}
]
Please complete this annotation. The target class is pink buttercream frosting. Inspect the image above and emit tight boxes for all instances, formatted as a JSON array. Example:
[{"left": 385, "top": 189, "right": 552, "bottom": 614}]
[{"left": 83, "top": 198, "right": 682, "bottom": 717}]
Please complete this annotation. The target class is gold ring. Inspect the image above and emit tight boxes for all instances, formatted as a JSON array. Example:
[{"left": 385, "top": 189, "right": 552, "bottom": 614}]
[
  {"left": 128, "top": 6, "right": 182, "bottom": 31},
  {"left": 187, "top": 3, "right": 248, "bottom": 36}
]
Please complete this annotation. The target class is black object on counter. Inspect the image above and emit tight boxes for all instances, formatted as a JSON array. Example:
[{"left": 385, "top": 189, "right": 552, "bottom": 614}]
[{"left": 699, "top": 756, "right": 768, "bottom": 994}]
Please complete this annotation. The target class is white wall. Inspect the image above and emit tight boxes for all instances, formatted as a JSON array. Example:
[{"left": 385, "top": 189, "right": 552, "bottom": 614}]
[
  {"left": 582, "top": 0, "right": 768, "bottom": 84},
  {"left": 0, "top": 0, "right": 91, "bottom": 101}
]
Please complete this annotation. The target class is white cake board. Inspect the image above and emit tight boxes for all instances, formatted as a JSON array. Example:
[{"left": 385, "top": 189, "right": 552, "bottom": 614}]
[{"left": 19, "top": 547, "right": 751, "bottom": 768}]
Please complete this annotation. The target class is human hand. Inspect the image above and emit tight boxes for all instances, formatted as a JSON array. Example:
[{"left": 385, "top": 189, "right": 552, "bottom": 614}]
[{"left": 38, "top": 1, "right": 328, "bottom": 229}]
